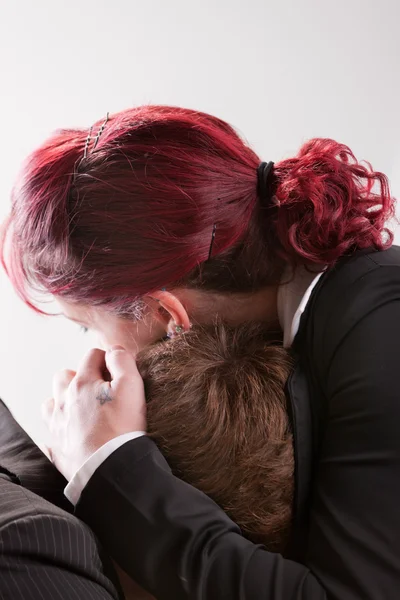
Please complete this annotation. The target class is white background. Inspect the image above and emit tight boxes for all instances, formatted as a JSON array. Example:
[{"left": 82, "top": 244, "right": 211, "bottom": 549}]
[{"left": 0, "top": 0, "right": 399, "bottom": 444}]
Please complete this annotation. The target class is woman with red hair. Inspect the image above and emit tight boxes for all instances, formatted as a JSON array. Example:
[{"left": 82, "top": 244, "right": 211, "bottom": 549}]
[{"left": 2, "top": 105, "right": 400, "bottom": 599}]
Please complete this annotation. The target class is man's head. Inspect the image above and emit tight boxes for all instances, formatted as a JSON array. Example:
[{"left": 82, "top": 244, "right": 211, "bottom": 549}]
[{"left": 138, "top": 322, "right": 294, "bottom": 551}]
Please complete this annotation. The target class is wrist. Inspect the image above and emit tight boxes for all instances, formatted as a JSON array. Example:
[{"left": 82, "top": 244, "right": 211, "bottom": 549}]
[{"left": 64, "top": 431, "right": 146, "bottom": 504}]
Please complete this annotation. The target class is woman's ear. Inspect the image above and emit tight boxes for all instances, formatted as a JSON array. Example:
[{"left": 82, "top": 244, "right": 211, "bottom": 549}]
[{"left": 147, "top": 290, "right": 191, "bottom": 336}]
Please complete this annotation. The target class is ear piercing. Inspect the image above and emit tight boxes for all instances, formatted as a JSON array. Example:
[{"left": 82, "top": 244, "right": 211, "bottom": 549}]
[{"left": 167, "top": 322, "right": 184, "bottom": 339}]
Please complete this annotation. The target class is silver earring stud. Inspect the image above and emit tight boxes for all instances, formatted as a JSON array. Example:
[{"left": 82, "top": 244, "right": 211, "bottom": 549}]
[{"left": 167, "top": 323, "right": 184, "bottom": 339}]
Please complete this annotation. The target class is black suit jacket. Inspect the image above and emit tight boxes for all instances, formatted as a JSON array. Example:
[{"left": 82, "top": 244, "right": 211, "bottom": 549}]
[
  {"left": 75, "top": 247, "right": 400, "bottom": 599},
  {"left": 0, "top": 400, "right": 121, "bottom": 600}
]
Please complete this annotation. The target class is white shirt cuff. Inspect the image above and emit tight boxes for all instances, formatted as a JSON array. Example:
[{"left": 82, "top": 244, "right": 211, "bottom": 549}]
[{"left": 64, "top": 431, "right": 146, "bottom": 505}]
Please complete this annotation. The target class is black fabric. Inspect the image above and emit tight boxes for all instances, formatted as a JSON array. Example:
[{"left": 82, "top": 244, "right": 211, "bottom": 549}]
[
  {"left": 0, "top": 473, "right": 120, "bottom": 600},
  {"left": 0, "top": 463, "right": 20, "bottom": 484},
  {"left": 0, "top": 399, "right": 71, "bottom": 510},
  {"left": 294, "top": 246, "right": 400, "bottom": 597},
  {"left": 77, "top": 245, "right": 400, "bottom": 599},
  {"left": 257, "top": 161, "right": 276, "bottom": 203},
  {"left": 284, "top": 358, "right": 313, "bottom": 562},
  {"left": 0, "top": 400, "right": 122, "bottom": 600}
]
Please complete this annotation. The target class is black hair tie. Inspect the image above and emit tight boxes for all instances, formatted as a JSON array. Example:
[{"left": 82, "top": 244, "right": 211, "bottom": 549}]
[
  {"left": 257, "top": 161, "right": 277, "bottom": 205},
  {"left": 207, "top": 161, "right": 277, "bottom": 263}
]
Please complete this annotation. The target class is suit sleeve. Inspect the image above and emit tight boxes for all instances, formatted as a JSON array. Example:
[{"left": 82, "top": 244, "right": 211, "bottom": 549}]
[
  {"left": 0, "top": 508, "right": 119, "bottom": 600},
  {"left": 76, "top": 437, "right": 325, "bottom": 599}
]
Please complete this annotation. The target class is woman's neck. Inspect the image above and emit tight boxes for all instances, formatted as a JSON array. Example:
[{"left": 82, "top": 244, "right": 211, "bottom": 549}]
[{"left": 179, "top": 286, "right": 281, "bottom": 330}]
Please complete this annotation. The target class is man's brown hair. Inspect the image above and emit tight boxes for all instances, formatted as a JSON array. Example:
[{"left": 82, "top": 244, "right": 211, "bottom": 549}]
[{"left": 137, "top": 322, "right": 294, "bottom": 551}]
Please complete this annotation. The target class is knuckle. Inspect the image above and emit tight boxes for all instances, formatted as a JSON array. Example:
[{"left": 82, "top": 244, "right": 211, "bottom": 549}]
[
  {"left": 71, "top": 375, "right": 86, "bottom": 393},
  {"left": 54, "top": 369, "right": 66, "bottom": 384},
  {"left": 116, "top": 372, "right": 136, "bottom": 386},
  {"left": 54, "top": 369, "right": 75, "bottom": 387},
  {"left": 87, "top": 347, "right": 103, "bottom": 361}
]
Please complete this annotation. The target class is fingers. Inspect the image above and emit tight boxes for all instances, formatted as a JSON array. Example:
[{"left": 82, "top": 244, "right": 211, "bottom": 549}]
[
  {"left": 41, "top": 397, "right": 55, "bottom": 426},
  {"left": 52, "top": 369, "right": 76, "bottom": 406},
  {"left": 76, "top": 348, "right": 106, "bottom": 382},
  {"left": 105, "top": 345, "right": 139, "bottom": 383}
]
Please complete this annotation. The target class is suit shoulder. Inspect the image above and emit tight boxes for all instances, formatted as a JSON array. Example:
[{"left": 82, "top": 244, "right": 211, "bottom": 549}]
[
  {"left": 301, "top": 246, "right": 400, "bottom": 372},
  {"left": 0, "top": 475, "right": 80, "bottom": 531},
  {"left": 311, "top": 246, "right": 400, "bottom": 319}
]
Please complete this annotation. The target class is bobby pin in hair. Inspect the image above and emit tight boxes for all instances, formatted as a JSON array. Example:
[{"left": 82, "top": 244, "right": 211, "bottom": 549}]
[
  {"left": 83, "top": 112, "right": 110, "bottom": 159},
  {"left": 92, "top": 112, "right": 110, "bottom": 150},
  {"left": 207, "top": 223, "right": 217, "bottom": 261},
  {"left": 83, "top": 126, "right": 93, "bottom": 159}
]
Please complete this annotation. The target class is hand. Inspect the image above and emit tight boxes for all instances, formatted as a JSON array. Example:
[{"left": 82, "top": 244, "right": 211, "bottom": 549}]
[{"left": 43, "top": 346, "right": 147, "bottom": 481}]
